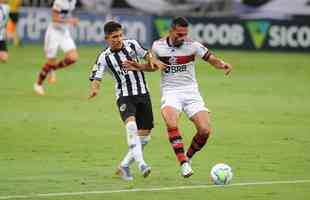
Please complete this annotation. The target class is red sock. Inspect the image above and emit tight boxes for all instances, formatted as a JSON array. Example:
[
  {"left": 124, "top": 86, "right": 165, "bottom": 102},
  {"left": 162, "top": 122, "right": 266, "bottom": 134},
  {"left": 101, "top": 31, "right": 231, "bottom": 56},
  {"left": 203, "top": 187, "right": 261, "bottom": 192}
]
[
  {"left": 186, "top": 132, "right": 210, "bottom": 159},
  {"left": 55, "top": 58, "right": 75, "bottom": 69},
  {"left": 167, "top": 127, "right": 187, "bottom": 165},
  {"left": 37, "top": 63, "right": 55, "bottom": 85}
]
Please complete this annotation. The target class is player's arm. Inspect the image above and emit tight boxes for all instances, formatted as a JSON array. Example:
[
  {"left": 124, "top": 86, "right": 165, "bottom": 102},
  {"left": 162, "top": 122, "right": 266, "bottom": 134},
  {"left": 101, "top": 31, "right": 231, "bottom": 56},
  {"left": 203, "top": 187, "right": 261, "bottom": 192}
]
[
  {"left": 51, "top": 9, "right": 79, "bottom": 25},
  {"left": 88, "top": 79, "right": 101, "bottom": 99},
  {"left": 122, "top": 60, "right": 151, "bottom": 71},
  {"left": 194, "top": 41, "right": 232, "bottom": 75},
  {"left": 88, "top": 56, "right": 106, "bottom": 99},
  {"left": 205, "top": 53, "right": 232, "bottom": 76},
  {"left": 123, "top": 51, "right": 166, "bottom": 72},
  {"left": 144, "top": 51, "right": 167, "bottom": 71}
]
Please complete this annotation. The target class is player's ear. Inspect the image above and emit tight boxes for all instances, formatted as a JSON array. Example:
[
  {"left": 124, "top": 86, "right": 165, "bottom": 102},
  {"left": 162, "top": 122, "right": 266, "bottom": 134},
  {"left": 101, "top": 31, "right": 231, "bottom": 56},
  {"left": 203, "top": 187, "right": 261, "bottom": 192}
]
[{"left": 104, "top": 35, "right": 109, "bottom": 40}]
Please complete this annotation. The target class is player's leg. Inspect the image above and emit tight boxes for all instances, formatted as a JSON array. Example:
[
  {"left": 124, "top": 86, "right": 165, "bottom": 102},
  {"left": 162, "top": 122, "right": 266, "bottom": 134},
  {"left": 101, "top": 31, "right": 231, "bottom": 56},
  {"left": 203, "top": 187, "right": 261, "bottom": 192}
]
[
  {"left": 0, "top": 51, "right": 8, "bottom": 62},
  {"left": 0, "top": 40, "right": 9, "bottom": 62},
  {"left": 46, "top": 33, "right": 78, "bottom": 84},
  {"left": 187, "top": 111, "right": 212, "bottom": 159},
  {"left": 55, "top": 32, "right": 78, "bottom": 69},
  {"left": 34, "top": 58, "right": 57, "bottom": 95},
  {"left": 34, "top": 28, "right": 59, "bottom": 94},
  {"left": 162, "top": 107, "right": 184, "bottom": 163},
  {"left": 116, "top": 97, "right": 146, "bottom": 180},
  {"left": 54, "top": 48, "right": 78, "bottom": 69},
  {"left": 161, "top": 93, "right": 193, "bottom": 177},
  {"left": 184, "top": 92, "right": 211, "bottom": 161},
  {"left": 122, "top": 94, "right": 154, "bottom": 177},
  {"left": 119, "top": 130, "right": 151, "bottom": 171}
]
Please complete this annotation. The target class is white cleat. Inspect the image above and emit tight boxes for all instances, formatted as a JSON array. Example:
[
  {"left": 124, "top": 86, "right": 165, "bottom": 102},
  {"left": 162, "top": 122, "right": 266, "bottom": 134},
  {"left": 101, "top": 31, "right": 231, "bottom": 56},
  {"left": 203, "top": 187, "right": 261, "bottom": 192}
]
[
  {"left": 33, "top": 83, "right": 45, "bottom": 95},
  {"left": 181, "top": 162, "right": 193, "bottom": 178},
  {"left": 139, "top": 164, "right": 151, "bottom": 178},
  {"left": 116, "top": 166, "right": 133, "bottom": 181}
]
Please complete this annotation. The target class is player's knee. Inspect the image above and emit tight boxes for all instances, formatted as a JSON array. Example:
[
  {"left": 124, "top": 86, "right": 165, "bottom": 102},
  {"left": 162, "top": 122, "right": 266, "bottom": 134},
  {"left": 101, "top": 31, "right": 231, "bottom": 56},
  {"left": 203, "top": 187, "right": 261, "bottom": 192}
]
[
  {"left": 68, "top": 51, "right": 79, "bottom": 63},
  {"left": 0, "top": 53, "right": 8, "bottom": 62},
  {"left": 198, "top": 126, "right": 212, "bottom": 137}
]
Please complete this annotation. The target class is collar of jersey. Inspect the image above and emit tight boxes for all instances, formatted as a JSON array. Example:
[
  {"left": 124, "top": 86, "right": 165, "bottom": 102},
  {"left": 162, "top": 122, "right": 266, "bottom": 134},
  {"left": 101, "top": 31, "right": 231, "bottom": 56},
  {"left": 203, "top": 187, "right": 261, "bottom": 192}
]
[{"left": 110, "top": 44, "right": 125, "bottom": 53}]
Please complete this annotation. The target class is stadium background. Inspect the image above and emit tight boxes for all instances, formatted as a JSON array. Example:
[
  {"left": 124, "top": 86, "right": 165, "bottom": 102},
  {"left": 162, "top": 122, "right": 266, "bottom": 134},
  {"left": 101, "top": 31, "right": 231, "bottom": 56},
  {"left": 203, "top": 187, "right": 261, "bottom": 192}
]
[{"left": 1, "top": 0, "right": 310, "bottom": 200}]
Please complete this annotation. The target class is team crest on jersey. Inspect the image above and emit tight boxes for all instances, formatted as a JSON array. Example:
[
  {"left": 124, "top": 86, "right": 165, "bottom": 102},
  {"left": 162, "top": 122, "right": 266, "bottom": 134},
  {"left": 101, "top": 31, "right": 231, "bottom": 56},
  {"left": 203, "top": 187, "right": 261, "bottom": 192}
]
[
  {"left": 169, "top": 56, "right": 177, "bottom": 65},
  {"left": 120, "top": 104, "right": 127, "bottom": 112}
]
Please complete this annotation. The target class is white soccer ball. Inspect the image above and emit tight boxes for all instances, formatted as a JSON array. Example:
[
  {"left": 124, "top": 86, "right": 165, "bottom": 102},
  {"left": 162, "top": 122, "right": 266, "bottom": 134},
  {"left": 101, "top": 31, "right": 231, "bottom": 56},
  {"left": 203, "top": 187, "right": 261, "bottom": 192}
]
[{"left": 210, "top": 163, "right": 233, "bottom": 185}]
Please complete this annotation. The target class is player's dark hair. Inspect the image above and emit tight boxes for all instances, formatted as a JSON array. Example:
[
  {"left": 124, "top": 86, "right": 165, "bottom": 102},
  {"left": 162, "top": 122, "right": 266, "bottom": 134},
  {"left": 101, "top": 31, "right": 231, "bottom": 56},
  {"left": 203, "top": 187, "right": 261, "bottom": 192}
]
[
  {"left": 104, "top": 21, "right": 122, "bottom": 35},
  {"left": 171, "top": 17, "right": 189, "bottom": 29}
]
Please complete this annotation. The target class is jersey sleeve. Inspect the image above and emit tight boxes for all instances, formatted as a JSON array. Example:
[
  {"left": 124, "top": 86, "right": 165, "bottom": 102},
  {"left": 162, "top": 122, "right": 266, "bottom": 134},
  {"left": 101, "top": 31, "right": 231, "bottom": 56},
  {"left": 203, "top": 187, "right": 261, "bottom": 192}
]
[
  {"left": 52, "top": 0, "right": 63, "bottom": 11},
  {"left": 0, "top": 5, "right": 10, "bottom": 28},
  {"left": 130, "top": 40, "right": 148, "bottom": 59},
  {"left": 151, "top": 41, "right": 159, "bottom": 57},
  {"left": 193, "top": 41, "right": 210, "bottom": 59},
  {"left": 89, "top": 54, "right": 108, "bottom": 81}
]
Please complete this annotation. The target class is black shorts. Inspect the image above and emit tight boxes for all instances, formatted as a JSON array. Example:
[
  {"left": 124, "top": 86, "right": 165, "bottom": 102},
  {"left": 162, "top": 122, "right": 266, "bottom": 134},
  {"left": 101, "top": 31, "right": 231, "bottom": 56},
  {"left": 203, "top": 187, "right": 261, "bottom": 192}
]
[
  {"left": 0, "top": 41, "right": 8, "bottom": 51},
  {"left": 117, "top": 94, "right": 154, "bottom": 130}
]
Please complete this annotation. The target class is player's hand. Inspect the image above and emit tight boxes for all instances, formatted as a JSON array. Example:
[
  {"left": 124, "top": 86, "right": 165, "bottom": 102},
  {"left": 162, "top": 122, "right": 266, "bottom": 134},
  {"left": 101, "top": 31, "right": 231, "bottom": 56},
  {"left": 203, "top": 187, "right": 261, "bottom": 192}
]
[
  {"left": 88, "top": 80, "right": 101, "bottom": 99},
  {"left": 151, "top": 59, "right": 167, "bottom": 70},
  {"left": 222, "top": 62, "right": 232, "bottom": 76},
  {"left": 123, "top": 60, "right": 141, "bottom": 70},
  {"left": 88, "top": 90, "right": 97, "bottom": 99}
]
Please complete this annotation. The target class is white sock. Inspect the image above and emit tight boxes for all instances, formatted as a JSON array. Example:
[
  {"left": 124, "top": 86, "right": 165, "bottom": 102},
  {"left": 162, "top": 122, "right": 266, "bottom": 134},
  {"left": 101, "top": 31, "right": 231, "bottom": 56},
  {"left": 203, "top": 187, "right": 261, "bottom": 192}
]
[
  {"left": 120, "top": 135, "right": 151, "bottom": 167},
  {"left": 140, "top": 135, "right": 151, "bottom": 147},
  {"left": 125, "top": 121, "right": 145, "bottom": 167}
]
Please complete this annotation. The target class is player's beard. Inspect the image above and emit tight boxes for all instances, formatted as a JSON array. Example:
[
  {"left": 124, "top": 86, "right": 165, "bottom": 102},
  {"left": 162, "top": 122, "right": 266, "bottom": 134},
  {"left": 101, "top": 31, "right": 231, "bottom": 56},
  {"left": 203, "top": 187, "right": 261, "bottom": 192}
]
[{"left": 173, "top": 39, "right": 184, "bottom": 48}]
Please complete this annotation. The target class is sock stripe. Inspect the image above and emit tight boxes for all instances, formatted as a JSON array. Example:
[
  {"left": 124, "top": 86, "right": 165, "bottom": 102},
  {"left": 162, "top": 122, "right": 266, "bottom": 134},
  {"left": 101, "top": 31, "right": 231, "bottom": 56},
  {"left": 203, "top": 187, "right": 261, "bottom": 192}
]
[
  {"left": 37, "top": 63, "right": 56, "bottom": 85},
  {"left": 186, "top": 133, "right": 210, "bottom": 159},
  {"left": 167, "top": 127, "right": 187, "bottom": 164},
  {"left": 172, "top": 141, "right": 184, "bottom": 148},
  {"left": 174, "top": 147, "right": 185, "bottom": 154}
]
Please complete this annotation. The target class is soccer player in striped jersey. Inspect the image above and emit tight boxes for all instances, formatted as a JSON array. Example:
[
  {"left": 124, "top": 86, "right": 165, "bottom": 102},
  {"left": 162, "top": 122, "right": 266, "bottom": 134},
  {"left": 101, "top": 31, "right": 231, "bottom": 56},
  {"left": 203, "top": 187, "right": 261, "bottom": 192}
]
[
  {"left": 123, "top": 17, "right": 232, "bottom": 178},
  {"left": 34, "top": 0, "right": 79, "bottom": 95},
  {"left": 88, "top": 21, "right": 163, "bottom": 181},
  {"left": 0, "top": 0, "right": 9, "bottom": 62}
]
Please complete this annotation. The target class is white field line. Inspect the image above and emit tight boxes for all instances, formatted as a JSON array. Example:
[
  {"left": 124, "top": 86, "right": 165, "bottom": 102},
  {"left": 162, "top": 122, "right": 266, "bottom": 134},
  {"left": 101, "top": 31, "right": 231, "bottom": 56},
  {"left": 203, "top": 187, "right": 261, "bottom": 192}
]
[{"left": 1, "top": 179, "right": 310, "bottom": 200}]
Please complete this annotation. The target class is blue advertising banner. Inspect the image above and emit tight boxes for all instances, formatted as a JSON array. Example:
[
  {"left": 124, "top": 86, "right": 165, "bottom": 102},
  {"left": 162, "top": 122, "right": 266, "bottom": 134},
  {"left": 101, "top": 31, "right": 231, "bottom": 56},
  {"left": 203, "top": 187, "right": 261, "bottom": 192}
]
[
  {"left": 17, "top": 8, "right": 153, "bottom": 47},
  {"left": 153, "top": 17, "right": 310, "bottom": 52}
]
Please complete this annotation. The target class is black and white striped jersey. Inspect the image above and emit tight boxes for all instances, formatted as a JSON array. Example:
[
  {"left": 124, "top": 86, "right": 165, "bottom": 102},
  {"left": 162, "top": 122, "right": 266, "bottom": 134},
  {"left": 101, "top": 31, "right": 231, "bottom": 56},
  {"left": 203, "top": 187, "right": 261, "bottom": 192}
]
[{"left": 89, "top": 39, "right": 149, "bottom": 99}]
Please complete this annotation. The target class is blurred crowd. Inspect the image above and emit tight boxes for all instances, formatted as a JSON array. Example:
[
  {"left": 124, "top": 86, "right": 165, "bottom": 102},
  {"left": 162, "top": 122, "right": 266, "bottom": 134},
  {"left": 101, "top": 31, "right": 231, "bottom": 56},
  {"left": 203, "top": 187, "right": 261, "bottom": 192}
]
[{"left": 17, "top": 0, "right": 310, "bottom": 18}]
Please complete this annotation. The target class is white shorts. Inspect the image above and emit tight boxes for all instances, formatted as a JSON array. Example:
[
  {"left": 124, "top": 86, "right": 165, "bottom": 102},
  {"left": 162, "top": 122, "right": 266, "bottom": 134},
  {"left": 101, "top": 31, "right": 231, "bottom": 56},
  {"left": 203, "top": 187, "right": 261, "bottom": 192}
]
[
  {"left": 44, "top": 26, "right": 76, "bottom": 58},
  {"left": 160, "top": 90, "right": 209, "bottom": 118}
]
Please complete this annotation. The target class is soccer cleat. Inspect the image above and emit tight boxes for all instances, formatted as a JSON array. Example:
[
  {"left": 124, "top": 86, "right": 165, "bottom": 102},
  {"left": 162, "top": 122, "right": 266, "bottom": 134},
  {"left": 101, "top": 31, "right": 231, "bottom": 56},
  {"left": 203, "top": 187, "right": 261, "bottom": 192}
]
[
  {"left": 33, "top": 83, "right": 45, "bottom": 95},
  {"left": 181, "top": 162, "right": 193, "bottom": 178},
  {"left": 139, "top": 164, "right": 151, "bottom": 178},
  {"left": 116, "top": 166, "right": 133, "bottom": 181},
  {"left": 47, "top": 70, "right": 56, "bottom": 84}
]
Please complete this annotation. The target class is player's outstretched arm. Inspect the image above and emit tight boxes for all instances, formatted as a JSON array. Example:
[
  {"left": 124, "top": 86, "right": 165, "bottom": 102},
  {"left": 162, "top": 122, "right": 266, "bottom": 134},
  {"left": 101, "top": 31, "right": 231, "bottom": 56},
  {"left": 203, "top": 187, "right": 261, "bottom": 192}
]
[
  {"left": 88, "top": 80, "right": 101, "bottom": 99},
  {"left": 123, "top": 52, "right": 166, "bottom": 72},
  {"left": 122, "top": 60, "right": 151, "bottom": 71},
  {"left": 206, "top": 54, "right": 232, "bottom": 76}
]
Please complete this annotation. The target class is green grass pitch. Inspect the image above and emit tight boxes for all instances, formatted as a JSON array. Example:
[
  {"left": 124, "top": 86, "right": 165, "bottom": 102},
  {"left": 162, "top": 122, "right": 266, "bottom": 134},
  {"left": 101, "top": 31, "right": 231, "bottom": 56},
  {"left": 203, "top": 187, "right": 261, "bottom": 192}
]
[{"left": 0, "top": 44, "right": 309, "bottom": 200}]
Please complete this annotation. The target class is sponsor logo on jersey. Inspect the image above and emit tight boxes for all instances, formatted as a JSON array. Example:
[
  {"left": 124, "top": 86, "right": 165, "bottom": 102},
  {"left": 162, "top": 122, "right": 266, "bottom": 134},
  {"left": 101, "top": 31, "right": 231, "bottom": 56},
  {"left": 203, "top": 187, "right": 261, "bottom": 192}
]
[
  {"left": 164, "top": 65, "right": 187, "bottom": 74},
  {"left": 120, "top": 104, "right": 127, "bottom": 112}
]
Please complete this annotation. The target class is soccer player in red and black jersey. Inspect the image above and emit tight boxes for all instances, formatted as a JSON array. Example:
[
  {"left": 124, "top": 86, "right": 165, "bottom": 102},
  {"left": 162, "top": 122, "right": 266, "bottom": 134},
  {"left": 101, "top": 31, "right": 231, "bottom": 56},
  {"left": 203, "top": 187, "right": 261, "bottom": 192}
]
[{"left": 124, "top": 17, "right": 232, "bottom": 178}]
